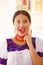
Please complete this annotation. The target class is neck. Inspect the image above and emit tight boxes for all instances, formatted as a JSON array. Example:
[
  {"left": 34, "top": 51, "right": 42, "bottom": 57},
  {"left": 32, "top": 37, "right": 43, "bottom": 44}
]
[
  {"left": 15, "top": 34, "right": 24, "bottom": 42},
  {"left": 16, "top": 34, "right": 24, "bottom": 40},
  {"left": 12, "top": 34, "right": 26, "bottom": 45}
]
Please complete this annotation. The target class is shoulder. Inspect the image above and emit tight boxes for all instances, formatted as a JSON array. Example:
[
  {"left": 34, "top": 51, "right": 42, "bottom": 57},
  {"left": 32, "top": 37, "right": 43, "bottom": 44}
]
[
  {"left": 32, "top": 37, "right": 43, "bottom": 57},
  {"left": 0, "top": 38, "right": 12, "bottom": 48},
  {"left": 0, "top": 39, "right": 7, "bottom": 48},
  {"left": 35, "top": 37, "right": 43, "bottom": 57},
  {"left": 35, "top": 37, "right": 43, "bottom": 47},
  {"left": 35, "top": 37, "right": 43, "bottom": 52},
  {"left": 32, "top": 37, "right": 43, "bottom": 44},
  {"left": 32, "top": 37, "right": 36, "bottom": 43},
  {"left": 32, "top": 37, "right": 43, "bottom": 48},
  {"left": 35, "top": 37, "right": 43, "bottom": 43},
  {"left": 32, "top": 37, "right": 36, "bottom": 48},
  {"left": 0, "top": 39, "right": 8, "bottom": 59}
]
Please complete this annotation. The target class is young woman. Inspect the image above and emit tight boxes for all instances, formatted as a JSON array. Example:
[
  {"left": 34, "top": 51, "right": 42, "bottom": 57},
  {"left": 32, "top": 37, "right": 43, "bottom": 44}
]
[{"left": 0, "top": 10, "right": 43, "bottom": 65}]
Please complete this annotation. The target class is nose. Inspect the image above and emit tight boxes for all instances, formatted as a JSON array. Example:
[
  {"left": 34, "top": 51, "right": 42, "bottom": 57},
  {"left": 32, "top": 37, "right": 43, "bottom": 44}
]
[{"left": 20, "top": 21, "right": 24, "bottom": 28}]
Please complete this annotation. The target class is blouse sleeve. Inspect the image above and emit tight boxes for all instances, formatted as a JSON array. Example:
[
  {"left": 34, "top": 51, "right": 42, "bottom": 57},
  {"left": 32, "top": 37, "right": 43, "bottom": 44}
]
[
  {"left": 0, "top": 40, "right": 8, "bottom": 64},
  {"left": 36, "top": 37, "right": 43, "bottom": 57}
]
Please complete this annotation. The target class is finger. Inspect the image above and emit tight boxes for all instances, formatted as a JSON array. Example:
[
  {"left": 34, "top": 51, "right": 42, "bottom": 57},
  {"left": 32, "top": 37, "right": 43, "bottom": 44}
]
[{"left": 29, "top": 30, "right": 32, "bottom": 37}]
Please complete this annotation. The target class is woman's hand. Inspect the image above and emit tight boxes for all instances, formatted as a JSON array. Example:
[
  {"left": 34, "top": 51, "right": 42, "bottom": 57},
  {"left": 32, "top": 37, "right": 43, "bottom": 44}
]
[{"left": 24, "top": 30, "right": 32, "bottom": 47}]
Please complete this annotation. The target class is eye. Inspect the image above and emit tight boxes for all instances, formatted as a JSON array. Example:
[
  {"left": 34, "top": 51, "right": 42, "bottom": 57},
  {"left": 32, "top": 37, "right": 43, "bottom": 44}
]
[
  {"left": 23, "top": 20, "right": 28, "bottom": 23},
  {"left": 17, "top": 20, "right": 20, "bottom": 23}
]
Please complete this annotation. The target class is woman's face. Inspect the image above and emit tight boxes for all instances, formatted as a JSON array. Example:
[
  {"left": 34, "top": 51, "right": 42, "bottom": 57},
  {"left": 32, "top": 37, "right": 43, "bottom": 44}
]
[{"left": 13, "top": 14, "right": 31, "bottom": 37}]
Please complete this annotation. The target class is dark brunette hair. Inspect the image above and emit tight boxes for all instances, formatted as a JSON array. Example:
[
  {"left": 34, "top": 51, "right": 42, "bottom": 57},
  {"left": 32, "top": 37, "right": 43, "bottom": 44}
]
[{"left": 13, "top": 10, "right": 31, "bottom": 23}]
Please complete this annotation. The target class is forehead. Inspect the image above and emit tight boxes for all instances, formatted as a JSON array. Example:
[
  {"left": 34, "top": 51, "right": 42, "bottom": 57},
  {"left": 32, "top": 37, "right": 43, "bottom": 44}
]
[{"left": 15, "top": 14, "right": 29, "bottom": 20}]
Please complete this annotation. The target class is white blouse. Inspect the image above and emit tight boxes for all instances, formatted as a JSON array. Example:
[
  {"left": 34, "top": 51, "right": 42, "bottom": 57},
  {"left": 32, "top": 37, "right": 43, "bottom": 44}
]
[{"left": 0, "top": 37, "right": 43, "bottom": 65}]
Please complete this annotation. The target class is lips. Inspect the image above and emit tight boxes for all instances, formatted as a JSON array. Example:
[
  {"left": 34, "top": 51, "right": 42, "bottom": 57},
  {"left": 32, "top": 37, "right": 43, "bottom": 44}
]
[{"left": 19, "top": 29, "right": 25, "bottom": 33}]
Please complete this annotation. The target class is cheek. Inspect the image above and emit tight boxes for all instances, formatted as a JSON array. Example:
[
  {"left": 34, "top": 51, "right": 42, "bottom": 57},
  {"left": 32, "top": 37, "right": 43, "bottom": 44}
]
[
  {"left": 24, "top": 23, "right": 30, "bottom": 28},
  {"left": 25, "top": 27, "right": 29, "bottom": 33},
  {"left": 14, "top": 22, "right": 19, "bottom": 29},
  {"left": 14, "top": 24, "right": 19, "bottom": 29},
  {"left": 25, "top": 25, "right": 30, "bottom": 33},
  {"left": 15, "top": 26, "right": 18, "bottom": 29},
  {"left": 25, "top": 25, "right": 29, "bottom": 30},
  {"left": 14, "top": 26, "right": 18, "bottom": 32}
]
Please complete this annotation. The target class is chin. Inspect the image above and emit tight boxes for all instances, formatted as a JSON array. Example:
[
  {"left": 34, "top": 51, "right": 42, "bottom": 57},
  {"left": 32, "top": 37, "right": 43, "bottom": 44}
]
[
  {"left": 17, "top": 31, "right": 26, "bottom": 37},
  {"left": 19, "top": 35, "right": 24, "bottom": 37},
  {"left": 18, "top": 33, "right": 26, "bottom": 37}
]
